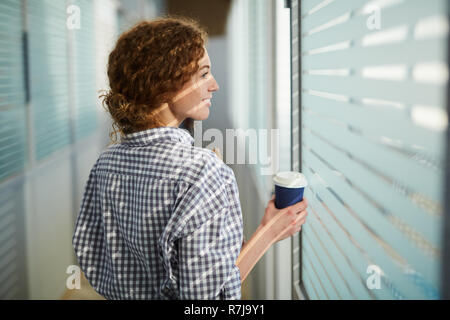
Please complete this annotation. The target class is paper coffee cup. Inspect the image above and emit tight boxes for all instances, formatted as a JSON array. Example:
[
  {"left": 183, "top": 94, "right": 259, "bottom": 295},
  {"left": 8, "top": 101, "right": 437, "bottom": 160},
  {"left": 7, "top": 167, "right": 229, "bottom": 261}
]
[{"left": 273, "top": 171, "right": 308, "bottom": 209}]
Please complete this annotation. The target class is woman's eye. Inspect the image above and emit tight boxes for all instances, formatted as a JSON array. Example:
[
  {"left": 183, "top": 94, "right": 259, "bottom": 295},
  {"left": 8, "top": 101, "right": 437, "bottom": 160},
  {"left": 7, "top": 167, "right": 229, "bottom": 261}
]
[{"left": 201, "top": 72, "right": 209, "bottom": 78}]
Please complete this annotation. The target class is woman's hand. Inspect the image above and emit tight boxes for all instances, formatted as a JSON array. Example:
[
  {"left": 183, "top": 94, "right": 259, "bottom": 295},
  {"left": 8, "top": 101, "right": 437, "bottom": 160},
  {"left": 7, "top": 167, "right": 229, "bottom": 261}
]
[
  {"left": 236, "top": 195, "right": 308, "bottom": 282},
  {"left": 260, "top": 195, "right": 308, "bottom": 243}
]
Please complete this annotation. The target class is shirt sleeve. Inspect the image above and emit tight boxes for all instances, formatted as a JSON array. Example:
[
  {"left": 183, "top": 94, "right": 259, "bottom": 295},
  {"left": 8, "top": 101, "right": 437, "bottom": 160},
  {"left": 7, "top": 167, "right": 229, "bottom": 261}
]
[
  {"left": 158, "top": 153, "right": 243, "bottom": 300},
  {"left": 178, "top": 182, "right": 243, "bottom": 300},
  {"left": 72, "top": 162, "right": 105, "bottom": 293}
]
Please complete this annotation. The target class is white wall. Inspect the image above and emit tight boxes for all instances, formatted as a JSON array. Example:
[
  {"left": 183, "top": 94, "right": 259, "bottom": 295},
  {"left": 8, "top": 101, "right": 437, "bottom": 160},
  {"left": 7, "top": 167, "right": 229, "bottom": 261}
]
[{"left": 25, "top": 150, "right": 78, "bottom": 299}]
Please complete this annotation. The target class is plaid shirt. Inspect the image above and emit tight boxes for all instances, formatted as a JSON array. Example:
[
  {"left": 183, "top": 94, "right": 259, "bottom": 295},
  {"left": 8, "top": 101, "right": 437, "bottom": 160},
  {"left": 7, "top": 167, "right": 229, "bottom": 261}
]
[{"left": 72, "top": 127, "right": 243, "bottom": 300}]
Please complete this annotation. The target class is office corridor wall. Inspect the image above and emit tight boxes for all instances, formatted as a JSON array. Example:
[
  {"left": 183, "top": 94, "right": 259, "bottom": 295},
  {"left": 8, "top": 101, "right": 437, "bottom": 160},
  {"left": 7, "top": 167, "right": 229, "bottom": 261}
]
[
  {"left": 0, "top": 0, "right": 120, "bottom": 299},
  {"left": 0, "top": 0, "right": 169, "bottom": 299}
]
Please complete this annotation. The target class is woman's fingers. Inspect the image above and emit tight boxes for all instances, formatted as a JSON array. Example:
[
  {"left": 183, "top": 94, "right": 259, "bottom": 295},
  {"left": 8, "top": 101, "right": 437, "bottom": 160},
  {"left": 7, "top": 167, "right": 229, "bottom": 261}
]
[
  {"left": 266, "top": 198, "right": 276, "bottom": 211},
  {"left": 291, "top": 210, "right": 307, "bottom": 225},
  {"left": 289, "top": 217, "right": 306, "bottom": 235},
  {"left": 266, "top": 198, "right": 309, "bottom": 241},
  {"left": 285, "top": 198, "right": 308, "bottom": 216},
  {"left": 296, "top": 216, "right": 307, "bottom": 228},
  {"left": 268, "top": 197, "right": 307, "bottom": 214},
  {"left": 288, "top": 211, "right": 307, "bottom": 235}
]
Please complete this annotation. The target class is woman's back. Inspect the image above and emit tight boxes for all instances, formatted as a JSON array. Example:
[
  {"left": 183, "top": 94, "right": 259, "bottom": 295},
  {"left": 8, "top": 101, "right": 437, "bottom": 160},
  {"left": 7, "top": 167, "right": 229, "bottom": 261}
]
[
  {"left": 72, "top": 16, "right": 308, "bottom": 300},
  {"left": 73, "top": 126, "right": 243, "bottom": 299}
]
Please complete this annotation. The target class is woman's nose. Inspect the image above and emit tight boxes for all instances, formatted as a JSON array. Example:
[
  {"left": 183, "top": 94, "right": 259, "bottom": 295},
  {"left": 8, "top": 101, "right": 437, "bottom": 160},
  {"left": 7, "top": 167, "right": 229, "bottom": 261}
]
[{"left": 209, "top": 76, "right": 219, "bottom": 92}]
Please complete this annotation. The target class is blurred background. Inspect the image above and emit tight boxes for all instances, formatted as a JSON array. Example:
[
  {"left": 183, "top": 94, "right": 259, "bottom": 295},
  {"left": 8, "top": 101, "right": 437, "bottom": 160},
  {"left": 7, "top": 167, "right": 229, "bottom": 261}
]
[{"left": 0, "top": 0, "right": 449, "bottom": 300}]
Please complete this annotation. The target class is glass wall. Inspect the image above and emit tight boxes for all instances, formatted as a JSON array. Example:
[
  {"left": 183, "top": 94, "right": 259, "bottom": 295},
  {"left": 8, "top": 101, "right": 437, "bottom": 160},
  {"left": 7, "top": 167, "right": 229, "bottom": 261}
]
[
  {"left": 293, "top": 0, "right": 449, "bottom": 299},
  {"left": 0, "top": 0, "right": 162, "bottom": 299}
]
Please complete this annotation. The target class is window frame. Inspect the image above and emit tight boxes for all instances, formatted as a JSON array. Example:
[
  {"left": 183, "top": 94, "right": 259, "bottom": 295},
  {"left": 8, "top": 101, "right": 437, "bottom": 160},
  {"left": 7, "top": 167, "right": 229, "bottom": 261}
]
[{"left": 289, "top": 0, "right": 309, "bottom": 300}]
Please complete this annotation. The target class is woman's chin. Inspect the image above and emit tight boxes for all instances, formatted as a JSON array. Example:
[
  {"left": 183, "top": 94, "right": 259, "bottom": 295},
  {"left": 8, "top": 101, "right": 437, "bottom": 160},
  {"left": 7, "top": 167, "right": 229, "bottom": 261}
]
[{"left": 192, "top": 108, "right": 210, "bottom": 121}]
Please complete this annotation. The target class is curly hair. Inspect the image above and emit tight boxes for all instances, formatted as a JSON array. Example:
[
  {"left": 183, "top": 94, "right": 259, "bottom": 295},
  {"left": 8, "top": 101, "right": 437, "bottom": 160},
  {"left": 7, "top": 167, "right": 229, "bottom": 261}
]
[{"left": 100, "top": 16, "right": 208, "bottom": 143}]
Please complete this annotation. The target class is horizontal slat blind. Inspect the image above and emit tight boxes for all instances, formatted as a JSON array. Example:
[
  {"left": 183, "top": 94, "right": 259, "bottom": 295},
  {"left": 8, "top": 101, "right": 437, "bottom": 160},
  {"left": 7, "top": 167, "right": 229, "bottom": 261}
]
[
  {"left": 70, "top": 0, "right": 97, "bottom": 140},
  {"left": 0, "top": 183, "right": 27, "bottom": 299},
  {"left": 300, "top": 0, "right": 448, "bottom": 299},
  {"left": 0, "top": 0, "right": 27, "bottom": 181},
  {"left": 28, "top": 0, "right": 70, "bottom": 160},
  {"left": 0, "top": 0, "right": 28, "bottom": 300}
]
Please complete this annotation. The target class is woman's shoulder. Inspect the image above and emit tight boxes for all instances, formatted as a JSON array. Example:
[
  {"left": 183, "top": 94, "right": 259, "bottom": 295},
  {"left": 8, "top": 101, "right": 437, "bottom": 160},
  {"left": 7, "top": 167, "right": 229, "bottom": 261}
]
[
  {"left": 89, "top": 141, "right": 236, "bottom": 187},
  {"left": 188, "top": 146, "right": 236, "bottom": 186}
]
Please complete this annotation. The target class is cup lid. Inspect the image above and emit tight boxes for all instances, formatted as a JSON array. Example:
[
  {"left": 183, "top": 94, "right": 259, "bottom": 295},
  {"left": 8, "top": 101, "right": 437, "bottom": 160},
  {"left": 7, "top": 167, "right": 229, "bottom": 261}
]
[{"left": 273, "top": 171, "right": 308, "bottom": 188}]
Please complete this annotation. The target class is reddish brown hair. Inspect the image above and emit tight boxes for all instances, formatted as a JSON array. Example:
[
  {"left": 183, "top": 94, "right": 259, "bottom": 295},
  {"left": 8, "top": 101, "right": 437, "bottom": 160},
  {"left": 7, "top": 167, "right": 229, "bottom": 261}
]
[{"left": 101, "top": 16, "right": 207, "bottom": 142}]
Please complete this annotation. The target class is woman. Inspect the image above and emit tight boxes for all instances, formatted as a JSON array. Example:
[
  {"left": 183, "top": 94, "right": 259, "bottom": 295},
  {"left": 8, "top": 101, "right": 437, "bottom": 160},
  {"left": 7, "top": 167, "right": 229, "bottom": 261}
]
[{"left": 72, "top": 16, "right": 308, "bottom": 300}]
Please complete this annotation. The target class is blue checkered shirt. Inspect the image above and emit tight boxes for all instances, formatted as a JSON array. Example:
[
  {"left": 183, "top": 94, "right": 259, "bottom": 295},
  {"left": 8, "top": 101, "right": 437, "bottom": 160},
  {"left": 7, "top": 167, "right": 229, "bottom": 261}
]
[{"left": 72, "top": 127, "right": 243, "bottom": 299}]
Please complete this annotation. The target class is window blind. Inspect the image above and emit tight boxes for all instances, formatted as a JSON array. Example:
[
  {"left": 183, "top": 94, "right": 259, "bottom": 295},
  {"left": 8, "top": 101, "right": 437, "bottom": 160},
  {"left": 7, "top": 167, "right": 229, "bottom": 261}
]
[
  {"left": 0, "top": 0, "right": 27, "bottom": 181},
  {"left": 295, "top": 0, "right": 448, "bottom": 299},
  {"left": 28, "top": 0, "right": 71, "bottom": 160},
  {"left": 70, "top": 0, "right": 97, "bottom": 140},
  {"left": 0, "top": 0, "right": 28, "bottom": 299},
  {"left": 0, "top": 182, "right": 27, "bottom": 299}
]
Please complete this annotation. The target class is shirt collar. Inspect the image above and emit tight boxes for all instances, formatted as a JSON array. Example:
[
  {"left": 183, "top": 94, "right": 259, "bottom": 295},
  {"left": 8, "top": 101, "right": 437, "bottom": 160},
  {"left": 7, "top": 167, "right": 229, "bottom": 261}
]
[{"left": 122, "top": 126, "right": 194, "bottom": 147}]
